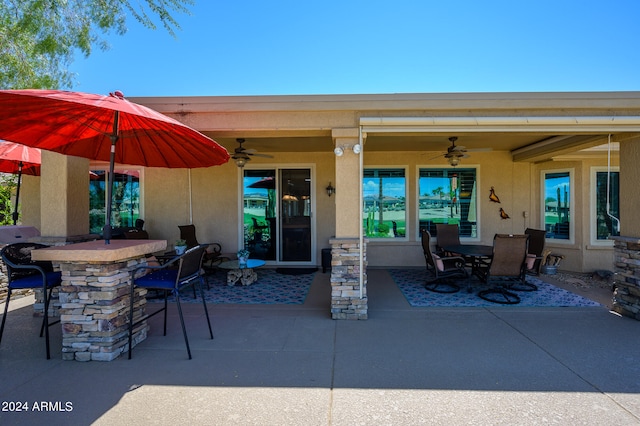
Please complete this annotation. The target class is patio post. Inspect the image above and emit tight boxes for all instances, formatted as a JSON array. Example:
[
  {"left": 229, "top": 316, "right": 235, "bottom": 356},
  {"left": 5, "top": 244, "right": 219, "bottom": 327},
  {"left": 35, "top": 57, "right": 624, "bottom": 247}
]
[
  {"left": 612, "top": 137, "right": 640, "bottom": 320},
  {"left": 330, "top": 128, "right": 367, "bottom": 320}
]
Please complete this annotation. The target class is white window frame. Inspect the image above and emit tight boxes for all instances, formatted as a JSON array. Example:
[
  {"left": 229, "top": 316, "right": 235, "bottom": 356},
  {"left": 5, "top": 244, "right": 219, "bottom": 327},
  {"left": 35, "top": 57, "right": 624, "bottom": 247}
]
[
  {"left": 362, "top": 166, "right": 408, "bottom": 241},
  {"left": 540, "top": 168, "right": 574, "bottom": 245},
  {"left": 590, "top": 166, "right": 619, "bottom": 246},
  {"left": 416, "top": 165, "right": 480, "bottom": 242}
]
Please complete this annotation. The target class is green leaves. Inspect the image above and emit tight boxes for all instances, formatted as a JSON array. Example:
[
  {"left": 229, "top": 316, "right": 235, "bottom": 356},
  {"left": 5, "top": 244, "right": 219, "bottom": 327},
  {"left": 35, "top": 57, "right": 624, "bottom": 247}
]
[{"left": 0, "top": 0, "right": 194, "bottom": 90}]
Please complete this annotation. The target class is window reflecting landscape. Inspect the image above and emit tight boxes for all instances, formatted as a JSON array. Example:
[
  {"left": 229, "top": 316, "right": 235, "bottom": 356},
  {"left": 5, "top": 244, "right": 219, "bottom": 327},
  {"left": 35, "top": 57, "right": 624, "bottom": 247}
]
[
  {"left": 418, "top": 168, "right": 477, "bottom": 238},
  {"left": 89, "top": 169, "right": 140, "bottom": 234},
  {"left": 544, "top": 171, "right": 570, "bottom": 240},
  {"left": 363, "top": 169, "right": 406, "bottom": 238}
]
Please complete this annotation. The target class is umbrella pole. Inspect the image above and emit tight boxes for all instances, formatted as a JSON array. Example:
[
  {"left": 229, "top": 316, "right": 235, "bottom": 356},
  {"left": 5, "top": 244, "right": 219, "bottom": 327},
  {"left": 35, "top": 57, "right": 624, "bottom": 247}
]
[
  {"left": 12, "top": 162, "right": 23, "bottom": 225},
  {"left": 103, "top": 112, "right": 119, "bottom": 244}
]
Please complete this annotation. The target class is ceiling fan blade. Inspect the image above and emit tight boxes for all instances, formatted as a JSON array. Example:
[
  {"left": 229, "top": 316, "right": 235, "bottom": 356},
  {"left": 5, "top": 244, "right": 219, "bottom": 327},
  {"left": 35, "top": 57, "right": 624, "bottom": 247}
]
[
  {"left": 427, "top": 153, "right": 445, "bottom": 160},
  {"left": 466, "top": 147, "right": 493, "bottom": 152},
  {"left": 250, "top": 153, "right": 274, "bottom": 158}
]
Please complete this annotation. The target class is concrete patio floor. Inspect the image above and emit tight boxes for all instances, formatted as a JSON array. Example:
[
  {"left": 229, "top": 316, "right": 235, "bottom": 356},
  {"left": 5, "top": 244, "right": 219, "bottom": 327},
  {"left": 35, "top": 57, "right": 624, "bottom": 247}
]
[{"left": 0, "top": 269, "right": 639, "bottom": 425}]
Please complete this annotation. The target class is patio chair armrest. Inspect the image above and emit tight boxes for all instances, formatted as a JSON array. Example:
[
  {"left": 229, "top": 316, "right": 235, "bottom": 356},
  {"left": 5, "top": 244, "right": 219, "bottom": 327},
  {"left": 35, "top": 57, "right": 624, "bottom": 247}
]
[
  {"left": 441, "top": 255, "right": 467, "bottom": 269},
  {"left": 203, "top": 242, "right": 222, "bottom": 254},
  {"left": 131, "top": 251, "right": 187, "bottom": 279}
]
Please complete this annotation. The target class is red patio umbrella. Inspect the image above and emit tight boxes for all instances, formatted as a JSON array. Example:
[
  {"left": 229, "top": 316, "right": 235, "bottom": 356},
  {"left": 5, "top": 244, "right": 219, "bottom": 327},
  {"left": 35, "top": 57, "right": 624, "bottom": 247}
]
[
  {"left": 0, "top": 141, "right": 41, "bottom": 225},
  {"left": 0, "top": 89, "right": 230, "bottom": 243}
]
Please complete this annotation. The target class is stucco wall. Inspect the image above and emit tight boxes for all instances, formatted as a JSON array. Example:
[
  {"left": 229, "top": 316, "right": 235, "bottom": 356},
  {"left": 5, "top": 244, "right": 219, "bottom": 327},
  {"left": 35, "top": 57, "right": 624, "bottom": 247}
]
[
  {"left": 20, "top": 175, "right": 40, "bottom": 229},
  {"left": 363, "top": 150, "right": 532, "bottom": 268},
  {"left": 620, "top": 138, "right": 640, "bottom": 238},
  {"left": 16, "top": 147, "right": 618, "bottom": 273},
  {"left": 141, "top": 151, "right": 336, "bottom": 265}
]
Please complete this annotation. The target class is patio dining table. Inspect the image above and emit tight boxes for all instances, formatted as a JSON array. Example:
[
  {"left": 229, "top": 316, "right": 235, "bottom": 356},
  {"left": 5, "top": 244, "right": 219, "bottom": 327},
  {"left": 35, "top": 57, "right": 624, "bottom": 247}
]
[{"left": 442, "top": 244, "right": 493, "bottom": 280}]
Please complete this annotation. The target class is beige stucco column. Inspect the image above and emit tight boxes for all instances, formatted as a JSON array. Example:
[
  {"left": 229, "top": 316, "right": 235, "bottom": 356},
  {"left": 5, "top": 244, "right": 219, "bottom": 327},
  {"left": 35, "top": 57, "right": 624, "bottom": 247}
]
[
  {"left": 619, "top": 137, "right": 640, "bottom": 237},
  {"left": 40, "top": 151, "right": 90, "bottom": 239},
  {"left": 333, "top": 128, "right": 361, "bottom": 237},
  {"left": 329, "top": 128, "right": 367, "bottom": 320},
  {"left": 611, "top": 137, "right": 640, "bottom": 320}
]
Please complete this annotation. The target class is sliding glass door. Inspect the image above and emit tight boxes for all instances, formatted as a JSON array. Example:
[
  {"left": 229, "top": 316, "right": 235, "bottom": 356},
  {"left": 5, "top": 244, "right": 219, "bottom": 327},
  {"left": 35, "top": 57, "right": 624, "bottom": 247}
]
[{"left": 243, "top": 168, "right": 312, "bottom": 263}]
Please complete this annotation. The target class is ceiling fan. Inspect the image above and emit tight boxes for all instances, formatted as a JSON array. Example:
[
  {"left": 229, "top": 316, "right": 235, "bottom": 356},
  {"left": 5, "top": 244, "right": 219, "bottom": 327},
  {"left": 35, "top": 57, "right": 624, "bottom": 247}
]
[
  {"left": 232, "top": 138, "right": 273, "bottom": 167},
  {"left": 431, "top": 136, "right": 490, "bottom": 166}
]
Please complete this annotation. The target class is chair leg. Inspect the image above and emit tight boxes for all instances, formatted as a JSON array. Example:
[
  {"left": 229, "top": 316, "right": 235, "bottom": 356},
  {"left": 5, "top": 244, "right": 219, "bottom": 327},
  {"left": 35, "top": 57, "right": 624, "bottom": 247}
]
[
  {"left": 425, "top": 280, "right": 461, "bottom": 294},
  {"left": 0, "top": 289, "right": 11, "bottom": 346},
  {"left": 40, "top": 287, "right": 60, "bottom": 336},
  {"left": 174, "top": 293, "right": 192, "bottom": 360},
  {"left": 42, "top": 286, "right": 52, "bottom": 359},
  {"left": 128, "top": 280, "right": 136, "bottom": 359},
  {"left": 163, "top": 291, "right": 168, "bottom": 336},
  {"left": 198, "top": 277, "right": 214, "bottom": 340},
  {"left": 478, "top": 287, "right": 521, "bottom": 304},
  {"left": 509, "top": 276, "right": 538, "bottom": 292}
]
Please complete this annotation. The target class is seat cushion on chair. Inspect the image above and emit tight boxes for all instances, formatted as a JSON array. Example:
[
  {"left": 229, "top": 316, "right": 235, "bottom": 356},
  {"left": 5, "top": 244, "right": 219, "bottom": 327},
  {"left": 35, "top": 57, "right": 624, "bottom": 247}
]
[
  {"left": 9, "top": 271, "right": 62, "bottom": 289},
  {"left": 432, "top": 254, "right": 445, "bottom": 271},
  {"left": 134, "top": 269, "right": 178, "bottom": 290}
]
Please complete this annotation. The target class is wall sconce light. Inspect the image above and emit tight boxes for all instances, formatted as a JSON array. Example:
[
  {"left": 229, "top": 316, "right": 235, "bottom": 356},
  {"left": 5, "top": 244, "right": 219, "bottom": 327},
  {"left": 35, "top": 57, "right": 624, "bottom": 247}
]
[
  {"left": 334, "top": 144, "right": 362, "bottom": 156},
  {"left": 326, "top": 182, "right": 336, "bottom": 197}
]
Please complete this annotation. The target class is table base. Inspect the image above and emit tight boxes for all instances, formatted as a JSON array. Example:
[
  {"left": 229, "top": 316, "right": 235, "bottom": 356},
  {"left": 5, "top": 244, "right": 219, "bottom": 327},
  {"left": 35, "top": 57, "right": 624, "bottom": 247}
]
[{"left": 227, "top": 268, "right": 258, "bottom": 286}]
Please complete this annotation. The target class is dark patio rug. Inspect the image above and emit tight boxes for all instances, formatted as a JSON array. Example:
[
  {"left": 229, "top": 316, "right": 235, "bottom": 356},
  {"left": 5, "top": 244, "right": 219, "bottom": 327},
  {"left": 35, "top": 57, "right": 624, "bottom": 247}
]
[
  {"left": 275, "top": 267, "right": 318, "bottom": 275},
  {"left": 389, "top": 269, "right": 602, "bottom": 308},
  {"left": 149, "top": 268, "right": 315, "bottom": 305}
]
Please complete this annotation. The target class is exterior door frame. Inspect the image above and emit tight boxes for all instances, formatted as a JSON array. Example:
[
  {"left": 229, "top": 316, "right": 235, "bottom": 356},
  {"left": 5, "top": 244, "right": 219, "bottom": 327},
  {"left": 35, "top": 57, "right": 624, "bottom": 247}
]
[{"left": 238, "top": 163, "right": 316, "bottom": 266}]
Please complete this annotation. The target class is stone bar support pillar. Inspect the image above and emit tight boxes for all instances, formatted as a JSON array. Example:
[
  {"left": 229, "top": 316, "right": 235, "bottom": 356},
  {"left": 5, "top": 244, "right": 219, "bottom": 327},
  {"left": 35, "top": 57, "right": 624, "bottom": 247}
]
[
  {"left": 330, "top": 128, "right": 367, "bottom": 319},
  {"left": 32, "top": 240, "right": 167, "bottom": 361}
]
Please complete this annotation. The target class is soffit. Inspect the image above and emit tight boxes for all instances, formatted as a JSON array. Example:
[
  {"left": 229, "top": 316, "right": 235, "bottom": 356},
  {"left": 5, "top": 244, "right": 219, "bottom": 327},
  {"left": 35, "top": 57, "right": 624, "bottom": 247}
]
[{"left": 132, "top": 92, "right": 640, "bottom": 161}]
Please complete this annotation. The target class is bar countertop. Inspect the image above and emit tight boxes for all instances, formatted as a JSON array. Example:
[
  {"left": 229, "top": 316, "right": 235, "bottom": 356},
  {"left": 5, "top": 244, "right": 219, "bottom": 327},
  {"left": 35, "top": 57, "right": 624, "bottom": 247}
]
[{"left": 31, "top": 239, "right": 167, "bottom": 263}]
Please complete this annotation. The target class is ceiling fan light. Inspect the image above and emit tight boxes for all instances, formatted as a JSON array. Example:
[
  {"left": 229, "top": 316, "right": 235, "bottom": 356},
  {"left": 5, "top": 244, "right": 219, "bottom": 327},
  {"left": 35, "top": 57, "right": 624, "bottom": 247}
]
[
  {"left": 448, "top": 156, "right": 460, "bottom": 166},
  {"left": 235, "top": 157, "right": 247, "bottom": 167}
]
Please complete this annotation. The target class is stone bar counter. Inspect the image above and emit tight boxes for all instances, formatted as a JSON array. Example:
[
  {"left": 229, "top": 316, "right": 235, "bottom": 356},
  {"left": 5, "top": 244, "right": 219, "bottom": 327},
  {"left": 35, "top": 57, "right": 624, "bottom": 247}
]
[{"left": 32, "top": 239, "right": 167, "bottom": 361}]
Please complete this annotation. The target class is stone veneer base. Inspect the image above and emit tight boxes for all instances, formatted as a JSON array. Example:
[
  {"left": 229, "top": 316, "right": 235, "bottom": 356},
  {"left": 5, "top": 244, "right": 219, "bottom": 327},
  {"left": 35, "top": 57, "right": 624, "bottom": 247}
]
[
  {"left": 329, "top": 237, "right": 368, "bottom": 320},
  {"left": 31, "top": 239, "right": 167, "bottom": 361},
  {"left": 611, "top": 236, "right": 640, "bottom": 320}
]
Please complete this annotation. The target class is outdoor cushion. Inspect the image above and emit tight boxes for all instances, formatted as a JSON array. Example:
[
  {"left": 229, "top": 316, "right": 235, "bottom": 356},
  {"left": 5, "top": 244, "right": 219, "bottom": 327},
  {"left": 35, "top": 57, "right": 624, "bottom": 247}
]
[
  {"left": 8, "top": 271, "right": 62, "bottom": 289},
  {"left": 134, "top": 269, "right": 178, "bottom": 290},
  {"left": 432, "top": 254, "right": 445, "bottom": 271}
]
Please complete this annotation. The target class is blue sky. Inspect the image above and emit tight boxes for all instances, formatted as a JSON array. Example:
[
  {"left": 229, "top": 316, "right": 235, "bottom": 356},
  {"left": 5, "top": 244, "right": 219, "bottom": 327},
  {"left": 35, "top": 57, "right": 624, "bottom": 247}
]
[{"left": 73, "top": 1, "right": 640, "bottom": 97}]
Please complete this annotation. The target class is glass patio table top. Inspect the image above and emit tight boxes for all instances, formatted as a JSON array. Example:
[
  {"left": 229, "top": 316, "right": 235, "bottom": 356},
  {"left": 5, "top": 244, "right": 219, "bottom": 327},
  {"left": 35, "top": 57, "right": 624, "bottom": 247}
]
[{"left": 218, "top": 259, "right": 266, "bottom": 270}]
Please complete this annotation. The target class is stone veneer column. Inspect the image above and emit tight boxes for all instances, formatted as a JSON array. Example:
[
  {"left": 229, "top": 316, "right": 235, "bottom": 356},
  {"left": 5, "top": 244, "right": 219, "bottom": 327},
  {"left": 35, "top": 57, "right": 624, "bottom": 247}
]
[
  {"left": 330, "top": 238, "right": 367, "bottom": 320},
  {"left": 31, "top": 240, "right": 166, "bottom": 361},
  {"left": 330, "top": 128, "right": 367, "bottom": 319},
  {"left": 611, "top": 236, "right": 640, "bottom": 320},
  {"left": 57, "top": 257, "right": 149, "bottom": 361}
]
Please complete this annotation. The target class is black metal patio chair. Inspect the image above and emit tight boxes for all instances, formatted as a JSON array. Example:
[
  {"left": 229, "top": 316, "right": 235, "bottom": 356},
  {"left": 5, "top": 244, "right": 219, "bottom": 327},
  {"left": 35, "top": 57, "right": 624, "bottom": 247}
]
[
  {"left": 0, "top": 242, "right": 62, "bottom": 359},
  {"left": 128, "top": 244, "right": 213, "bottom": 360}
]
